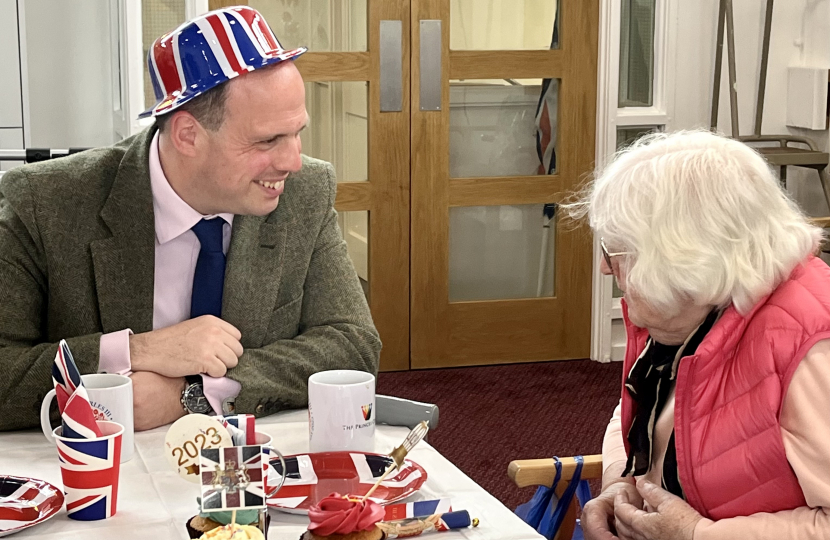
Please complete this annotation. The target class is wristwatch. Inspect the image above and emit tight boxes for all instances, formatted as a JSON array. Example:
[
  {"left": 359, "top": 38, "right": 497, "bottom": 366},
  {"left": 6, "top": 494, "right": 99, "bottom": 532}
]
[{"left": 181, "top": 375, "right": 211, "bottom": 414}]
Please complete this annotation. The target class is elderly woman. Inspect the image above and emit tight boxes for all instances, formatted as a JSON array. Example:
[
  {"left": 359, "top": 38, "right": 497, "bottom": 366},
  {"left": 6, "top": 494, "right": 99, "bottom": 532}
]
[{"left": 576, "top": 131, "right": 830, "bottom": 540}]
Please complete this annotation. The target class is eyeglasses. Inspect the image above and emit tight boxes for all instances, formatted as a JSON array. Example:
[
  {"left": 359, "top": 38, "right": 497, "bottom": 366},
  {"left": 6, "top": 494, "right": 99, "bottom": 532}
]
[{"left": 600, "top": 238, "right": 633, "bottom": 270}]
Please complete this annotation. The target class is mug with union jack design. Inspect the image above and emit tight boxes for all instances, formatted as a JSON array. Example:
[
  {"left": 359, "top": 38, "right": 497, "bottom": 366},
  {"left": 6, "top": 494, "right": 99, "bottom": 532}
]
[
  {"left": 139, "top": 6, "right": 306, "bottom": 119},
  {"left": 54, "top": 420, "right": 123, "bottom": 521}
]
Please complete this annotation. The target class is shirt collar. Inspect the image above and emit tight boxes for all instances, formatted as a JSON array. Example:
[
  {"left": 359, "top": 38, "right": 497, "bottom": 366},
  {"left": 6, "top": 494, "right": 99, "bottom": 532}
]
[{"left": 149, "top": 131, "right": 234, "bottom": 245}]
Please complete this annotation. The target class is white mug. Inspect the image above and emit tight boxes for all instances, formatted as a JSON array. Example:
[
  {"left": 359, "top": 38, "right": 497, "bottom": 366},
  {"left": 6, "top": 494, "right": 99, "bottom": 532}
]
[
  {"left": 308, "top": 370, "right": 375, "bottom": 452},
  {"left": 40, "top": 373, "right": 134, "bottom": 462}
]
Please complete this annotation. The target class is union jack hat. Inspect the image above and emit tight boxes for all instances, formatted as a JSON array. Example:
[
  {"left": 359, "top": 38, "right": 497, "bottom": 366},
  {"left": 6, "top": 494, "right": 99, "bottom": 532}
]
[{"left": 139, "top": 6, "right": 307, "bottom": 119}]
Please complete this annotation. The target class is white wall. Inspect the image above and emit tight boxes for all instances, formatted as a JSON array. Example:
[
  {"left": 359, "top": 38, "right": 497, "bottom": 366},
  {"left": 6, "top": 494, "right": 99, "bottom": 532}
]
[
  {"left": 0, "top": 0, "right": 23, "bottom": 172},
  {"left": 605, "top": 0, "right": 830, "bottom": 361},
  {"left": 23, "top": 0, "right": 115, "bottom": 148},
  {"left": 671, "top": 0, "right": 830, "bottom": 216}
]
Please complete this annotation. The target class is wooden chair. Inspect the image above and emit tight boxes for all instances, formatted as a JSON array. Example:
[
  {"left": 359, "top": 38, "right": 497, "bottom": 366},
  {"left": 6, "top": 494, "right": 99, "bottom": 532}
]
[
  {"left": 712, "top": 0, "right": 830, "bottom": 215},
  {"left": 508, "top": 455, "right": 604, "bottom": 540}
]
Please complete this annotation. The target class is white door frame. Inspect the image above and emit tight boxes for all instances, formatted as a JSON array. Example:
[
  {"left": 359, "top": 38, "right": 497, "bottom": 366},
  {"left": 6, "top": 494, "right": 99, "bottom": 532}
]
[{"left": 590, "top": 0, "right": 678, "bottom": 361}]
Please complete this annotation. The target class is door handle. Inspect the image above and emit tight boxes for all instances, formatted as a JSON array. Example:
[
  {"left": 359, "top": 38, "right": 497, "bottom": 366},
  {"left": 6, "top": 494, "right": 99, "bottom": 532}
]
[
  {"left": 380, "top": 20, "right": 403, "bottom": 112},
  {"left": 419, "top": 19, "right": 442, "bottom": 111}
]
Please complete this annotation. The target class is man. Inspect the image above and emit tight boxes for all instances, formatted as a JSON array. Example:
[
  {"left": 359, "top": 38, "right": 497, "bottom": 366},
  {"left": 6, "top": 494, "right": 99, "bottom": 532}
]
[{"left": 0, "top": 7, "right": 380, "bottom": 431}]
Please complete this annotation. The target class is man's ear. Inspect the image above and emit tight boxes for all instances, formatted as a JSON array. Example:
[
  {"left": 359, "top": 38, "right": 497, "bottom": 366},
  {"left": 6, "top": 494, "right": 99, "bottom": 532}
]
[{"left": 166, "top": 111, "right": 205, "bottom": 158}]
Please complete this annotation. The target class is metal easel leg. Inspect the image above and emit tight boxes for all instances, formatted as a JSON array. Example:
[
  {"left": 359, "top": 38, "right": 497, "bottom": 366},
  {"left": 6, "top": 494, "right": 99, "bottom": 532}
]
[
  {"left": 754, "top": 0, "right": 774, "bottom": 137},
  {"left": 724, "top": 0, "right": 739, "bottom": 137},
  {"left": 710, "top": 0, "right": 726, "bottom": 131}
]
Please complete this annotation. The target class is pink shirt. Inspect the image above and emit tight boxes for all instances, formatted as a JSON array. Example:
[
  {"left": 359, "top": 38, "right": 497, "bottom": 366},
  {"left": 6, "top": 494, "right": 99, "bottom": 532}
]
[{"left": 98, "top": 132, "right": 242, "bottom": 414}]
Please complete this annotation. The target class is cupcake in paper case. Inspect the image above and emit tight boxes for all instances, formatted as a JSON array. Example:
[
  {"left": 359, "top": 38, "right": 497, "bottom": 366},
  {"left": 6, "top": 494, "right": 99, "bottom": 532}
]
[
  {"left": 300, "top": 493, "right": 386, "bottom": 540},
  {"left": 198, "top": 523, "right": 264, "bottom": 540},
  {"left": 186, "top": 506, "right": 269, "bottom": 539}
]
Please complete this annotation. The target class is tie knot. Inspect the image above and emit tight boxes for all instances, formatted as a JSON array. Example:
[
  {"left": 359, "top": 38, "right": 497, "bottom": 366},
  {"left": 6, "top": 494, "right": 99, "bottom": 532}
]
[{"left": 192, "top": 218, "right": 225, "bottom": 253}]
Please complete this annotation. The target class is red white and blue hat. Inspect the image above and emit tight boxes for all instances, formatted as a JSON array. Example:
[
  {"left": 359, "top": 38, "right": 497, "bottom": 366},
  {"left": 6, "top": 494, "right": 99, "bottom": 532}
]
[{"left": 139, "top": 6, "right": 307, "bottom": 119}]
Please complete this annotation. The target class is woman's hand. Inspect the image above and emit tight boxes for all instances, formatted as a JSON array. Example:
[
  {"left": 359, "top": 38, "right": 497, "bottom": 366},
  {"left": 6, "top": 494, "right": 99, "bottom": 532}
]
[
  {"left": 583, "top": 480, "right": 643, "bottom": 540},
  {"left": 613, "top": 478, "right": 703, "bottom": 540}
]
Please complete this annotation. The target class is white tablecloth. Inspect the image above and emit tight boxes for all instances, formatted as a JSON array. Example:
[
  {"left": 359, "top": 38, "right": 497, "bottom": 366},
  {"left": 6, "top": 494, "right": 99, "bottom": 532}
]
[{"left": 0, "top": 410, "right": 543, "bottom": 540}]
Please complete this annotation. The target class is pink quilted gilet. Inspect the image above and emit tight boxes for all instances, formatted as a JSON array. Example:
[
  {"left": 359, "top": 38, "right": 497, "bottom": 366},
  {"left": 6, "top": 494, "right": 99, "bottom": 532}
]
[{"left": 620, "top": 256, "right": 830, "bottom": 519}]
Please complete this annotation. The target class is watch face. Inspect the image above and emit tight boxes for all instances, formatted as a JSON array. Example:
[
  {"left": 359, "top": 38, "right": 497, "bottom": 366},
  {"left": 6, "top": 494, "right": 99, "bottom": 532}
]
[{"left": 184, "top": 384, "right": 211, "bottom": 414}]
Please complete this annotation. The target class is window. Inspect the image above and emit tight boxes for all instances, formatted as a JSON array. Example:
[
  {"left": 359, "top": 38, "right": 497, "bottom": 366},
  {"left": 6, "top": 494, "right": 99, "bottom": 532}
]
[
  {"left": 618, "top": 0, "right": 656, "bottom": 108},
  {"left": 616, "top": 125, "right": 659, "bottom": 150}
]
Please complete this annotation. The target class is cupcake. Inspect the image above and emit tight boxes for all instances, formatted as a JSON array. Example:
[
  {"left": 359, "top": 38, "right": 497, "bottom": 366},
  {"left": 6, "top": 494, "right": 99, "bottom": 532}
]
[
  {"left": 197, "top": 523, "right": 264, "bottom": 539},
  {"left": 186, "top": 506, "right": 269, "bottom": 539},
  {"left": 300, "top": 493, "right": 386, "bottom": 540}
]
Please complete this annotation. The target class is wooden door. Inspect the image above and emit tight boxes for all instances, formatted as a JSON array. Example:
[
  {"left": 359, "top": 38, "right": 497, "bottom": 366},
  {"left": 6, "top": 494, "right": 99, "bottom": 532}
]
[
  {"left": 410, "top": 0, "right": 598, "bottom": 367},
  {"left": 213, "top": 0, "right": 599, "bottom": 370},
  {"left": 227, "top": 0, "right": 412, "bottom": 371}
]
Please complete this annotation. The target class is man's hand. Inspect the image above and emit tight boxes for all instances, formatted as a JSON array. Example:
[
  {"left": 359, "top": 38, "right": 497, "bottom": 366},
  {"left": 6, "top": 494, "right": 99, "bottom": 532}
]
[
  {"left": 129, "top": 315, "right": 243, "bottom": 378},
  {"left": 613, "top": 478, "right": 703, "bottom": 540},
  {"left": 583, "top": 480, "right": 643, "bottom": 540},
  {"left": 131, "top": 371, "right": 187, "bottom": 431}
]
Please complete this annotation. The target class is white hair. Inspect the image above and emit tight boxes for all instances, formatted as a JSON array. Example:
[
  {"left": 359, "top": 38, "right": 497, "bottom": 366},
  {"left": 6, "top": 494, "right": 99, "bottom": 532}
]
[{"left": 574, "top": 130, "right": 823, "bottom": 315}]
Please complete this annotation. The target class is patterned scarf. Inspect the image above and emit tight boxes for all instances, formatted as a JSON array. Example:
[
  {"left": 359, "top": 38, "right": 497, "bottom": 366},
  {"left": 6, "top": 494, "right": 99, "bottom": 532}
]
[{"left": 622, "top": 310, "right": 719, "bottom": 496}]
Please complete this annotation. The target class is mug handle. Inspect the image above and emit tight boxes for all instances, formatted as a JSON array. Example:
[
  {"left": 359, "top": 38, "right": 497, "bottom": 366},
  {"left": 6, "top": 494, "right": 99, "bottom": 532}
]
[
  {"left": 262, "top": 445, "right": 288, "bottom": 499},
  {"left": 39, "top": 389, "right": 57, "bottom": 443}
]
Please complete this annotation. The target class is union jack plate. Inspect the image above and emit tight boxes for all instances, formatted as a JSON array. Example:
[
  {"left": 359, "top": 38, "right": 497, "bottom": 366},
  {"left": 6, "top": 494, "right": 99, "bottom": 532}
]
[
  {"left": 267, "top": 451, "right": 427, "bottom": 514},
  {"left": 0, "top": 476, "right": 63, "bottom": 537}
]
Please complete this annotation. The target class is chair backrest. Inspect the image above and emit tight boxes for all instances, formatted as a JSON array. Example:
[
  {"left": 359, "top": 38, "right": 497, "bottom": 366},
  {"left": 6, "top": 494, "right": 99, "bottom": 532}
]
[
  {"left": 375, "top": 395, "right": 440, "bottom": 431},
  {"left": 508, "top": 455, "right": 603, "bottom": 540}
]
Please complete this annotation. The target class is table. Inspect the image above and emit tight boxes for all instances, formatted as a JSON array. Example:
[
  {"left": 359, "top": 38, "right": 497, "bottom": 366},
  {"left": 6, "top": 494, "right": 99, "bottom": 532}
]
[{"left": 0, "top": 409, "right": 543, "bottom": 540}]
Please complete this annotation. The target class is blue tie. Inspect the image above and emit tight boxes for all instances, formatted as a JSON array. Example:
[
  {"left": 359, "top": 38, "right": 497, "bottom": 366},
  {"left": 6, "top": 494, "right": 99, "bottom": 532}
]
[{"left": 190, "top": 218, "right": 226, "bottom": 318}]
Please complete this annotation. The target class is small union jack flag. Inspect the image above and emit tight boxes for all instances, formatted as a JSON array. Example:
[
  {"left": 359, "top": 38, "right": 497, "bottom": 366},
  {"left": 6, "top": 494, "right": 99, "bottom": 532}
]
[
  {"left": 57, "top": 433, "right": 122, "bottom": 520},
  {"left": 200, "top": 446, "right": 266, "bottom": 511},
  {"left": 383, "top": 498, "right": 453, "bottom": 521},
  {"left": 219, "top": 414, "right": 256, "bottom": 446}
]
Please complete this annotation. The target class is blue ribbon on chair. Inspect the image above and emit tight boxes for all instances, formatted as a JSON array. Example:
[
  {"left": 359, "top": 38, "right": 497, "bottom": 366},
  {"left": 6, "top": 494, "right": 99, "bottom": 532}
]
[
  {"left": 515, "top": 455, "right": 593, "bottom": 540},
  {"left": 515, "top": 457, "right": 562, "bottom": 529}
]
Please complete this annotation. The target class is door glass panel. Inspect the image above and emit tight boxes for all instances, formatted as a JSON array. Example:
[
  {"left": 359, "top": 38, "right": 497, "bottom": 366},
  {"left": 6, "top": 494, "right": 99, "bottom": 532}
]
[
  {"left": 450, "top": 0, "right": 560, "bottom": 50},
  {"left": 250, "top": 0, "right": 367, "bottom": 51},
  {"left": 619, "top": 0, "right": 656, "bottom": 107},
  {"left": 450, "top": 204, "right": 556, "bottom": 301},
  {"left": 301, "top": 82, "right": 368, "bottom": 183},
  {"left": 339, "top": 211, "right": 369, "bottom": 300},
  {"left": 450, "top": 79, "right": 559, "bottom": 178},
  {"left": 141, "top": 0, "right": 186, "bottom": 111}
]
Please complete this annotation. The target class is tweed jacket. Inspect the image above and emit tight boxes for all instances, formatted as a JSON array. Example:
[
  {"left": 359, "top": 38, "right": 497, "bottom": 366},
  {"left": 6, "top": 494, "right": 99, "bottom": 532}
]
[{"left": 0, "top": 127, "right": 381, "bottom": 430}]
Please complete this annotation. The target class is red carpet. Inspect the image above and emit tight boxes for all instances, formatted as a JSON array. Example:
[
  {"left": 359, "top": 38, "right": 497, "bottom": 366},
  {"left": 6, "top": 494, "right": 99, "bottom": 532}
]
[{"left": 377, "top": 359, "right": 622, "bottom": 511}]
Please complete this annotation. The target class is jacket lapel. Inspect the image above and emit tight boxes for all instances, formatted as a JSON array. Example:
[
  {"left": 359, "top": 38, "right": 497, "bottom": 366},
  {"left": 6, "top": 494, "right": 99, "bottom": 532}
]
[
  {"left": 90, "top": 129, "right": 156, "bottom": 334},
  {"left": 222, "top": 205, "right": 293, "bottom": 348}
]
